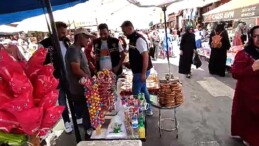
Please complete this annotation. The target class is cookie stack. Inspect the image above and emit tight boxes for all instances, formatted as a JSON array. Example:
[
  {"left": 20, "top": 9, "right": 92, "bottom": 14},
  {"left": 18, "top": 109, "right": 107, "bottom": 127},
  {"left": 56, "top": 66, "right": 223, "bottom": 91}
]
[{"left": 158, "top": 80, "right": 184, "bottom": 107}]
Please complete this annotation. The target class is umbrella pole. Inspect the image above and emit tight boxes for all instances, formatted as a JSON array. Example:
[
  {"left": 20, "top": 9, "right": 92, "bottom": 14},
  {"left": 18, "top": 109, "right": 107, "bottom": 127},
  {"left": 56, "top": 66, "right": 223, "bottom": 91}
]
[
  {"left": 162, "top": 6, "right": 171, "bottom": 77},
  {"left": 44, "top": 0, "right": 82, "bottom": 143}
]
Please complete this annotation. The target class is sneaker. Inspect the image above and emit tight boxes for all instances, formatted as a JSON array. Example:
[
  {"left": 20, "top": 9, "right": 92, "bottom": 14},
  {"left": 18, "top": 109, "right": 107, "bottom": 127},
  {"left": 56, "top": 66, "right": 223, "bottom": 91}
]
[
  {"left": 146, "top": 110, "right": 154, "bottom": 116},
  {"left": 64, "top": 122, "right": 73, "bottom": 133},
  {"left": 77, "top": 118, "right": 83, "bottom": 125},
  {"left": 186, "top": 74, "right": 191, "bottom": 78},
  {"left": 85, "top": 128, "right": 93, "bottom": 140},
  {"left": 146, "top": 105, "right": 153, "bottom": 116}
]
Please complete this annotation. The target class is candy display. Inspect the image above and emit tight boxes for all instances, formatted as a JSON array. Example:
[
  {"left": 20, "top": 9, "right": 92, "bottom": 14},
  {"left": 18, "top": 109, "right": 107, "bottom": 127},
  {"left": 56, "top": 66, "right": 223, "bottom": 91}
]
[
  {"left": 158, "top": 79, "right": 184, "bottom": 107},
  {"left": 0, "top": 48, "right": 64, "bottom": 144},
  {"left": 97, "top": 69, "right": 116, "bottom": 111},
  {"left": 80, "top": 77, "right": 105, "bottom": 129},
  {"left": 80, "top": 69, "right": 116, "bottom": 129}
]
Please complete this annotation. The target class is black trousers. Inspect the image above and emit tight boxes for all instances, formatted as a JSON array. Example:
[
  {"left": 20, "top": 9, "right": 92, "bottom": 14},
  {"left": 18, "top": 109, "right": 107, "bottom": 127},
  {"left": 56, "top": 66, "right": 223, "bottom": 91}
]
[{"left": 71, "top": 94, "right": 91, "bottom": 131}]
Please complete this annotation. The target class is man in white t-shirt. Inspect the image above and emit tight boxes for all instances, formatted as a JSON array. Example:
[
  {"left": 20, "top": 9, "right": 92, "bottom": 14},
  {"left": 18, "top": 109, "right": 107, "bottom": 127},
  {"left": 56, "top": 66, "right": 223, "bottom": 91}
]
[
  {"left": 93, "top": 23, "right": 125, "bottom": 76},
  {"left": 121, "top": 21, "right": 153, "bottom": 116}
]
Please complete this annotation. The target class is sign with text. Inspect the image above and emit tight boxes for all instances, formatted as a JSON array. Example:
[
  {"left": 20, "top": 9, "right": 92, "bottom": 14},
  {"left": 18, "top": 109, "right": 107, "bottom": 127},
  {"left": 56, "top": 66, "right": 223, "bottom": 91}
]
[{"left": 204, "top": 3, "right": 259, "bottom": 22}]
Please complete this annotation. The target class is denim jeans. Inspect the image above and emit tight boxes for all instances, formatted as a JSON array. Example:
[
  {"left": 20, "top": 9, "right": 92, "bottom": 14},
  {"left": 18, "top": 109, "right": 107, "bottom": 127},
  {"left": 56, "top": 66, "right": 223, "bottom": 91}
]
[
  {"left": 58, "top": 87, "right": 70, "bottom": 123},
  {"left": 132, "top": 70, "right": 151, "bottom": 104}
]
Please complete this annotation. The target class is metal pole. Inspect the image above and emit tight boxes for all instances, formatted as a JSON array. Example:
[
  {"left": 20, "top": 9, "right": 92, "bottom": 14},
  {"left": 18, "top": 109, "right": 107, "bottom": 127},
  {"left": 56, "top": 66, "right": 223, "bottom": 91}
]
[
  {"left": 43, "top": 0, "right": 82, "bottom": 142},
  {"left": 162, "top": 6, "right": 171, "bottom": 76}
]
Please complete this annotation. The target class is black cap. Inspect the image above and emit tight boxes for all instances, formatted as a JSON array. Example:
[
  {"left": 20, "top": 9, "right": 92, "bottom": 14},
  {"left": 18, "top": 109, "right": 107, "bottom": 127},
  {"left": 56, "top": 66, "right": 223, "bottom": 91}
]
[{"left": 121, "top": 21, "right": 134, "bottom": 27}]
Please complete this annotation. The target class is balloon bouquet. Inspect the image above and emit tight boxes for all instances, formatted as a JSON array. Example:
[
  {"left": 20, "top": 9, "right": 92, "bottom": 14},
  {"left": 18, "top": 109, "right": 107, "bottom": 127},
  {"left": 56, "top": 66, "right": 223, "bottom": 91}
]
[{"left": 0, "top": 48, "right": 64, "bottom": 145}]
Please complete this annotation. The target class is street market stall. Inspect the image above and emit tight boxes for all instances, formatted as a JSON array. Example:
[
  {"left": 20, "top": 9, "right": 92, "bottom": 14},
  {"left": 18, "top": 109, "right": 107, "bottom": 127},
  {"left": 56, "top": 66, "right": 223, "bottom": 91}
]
[
  {"left": 197, "top": 42, "right": 244, "bottom": 67},
  {"left": 200, "top": 0, "right": 259, "bottom": 68},
  {"left": 1, "top": 0, "right": 185, "bottom": 145}
]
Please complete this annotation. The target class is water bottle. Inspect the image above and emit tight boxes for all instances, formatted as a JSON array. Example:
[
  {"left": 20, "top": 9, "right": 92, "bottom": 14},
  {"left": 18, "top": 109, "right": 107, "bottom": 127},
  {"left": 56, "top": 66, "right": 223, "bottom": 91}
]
[{"left": 132, "top": 116, "right": 139, "bottom": 138}]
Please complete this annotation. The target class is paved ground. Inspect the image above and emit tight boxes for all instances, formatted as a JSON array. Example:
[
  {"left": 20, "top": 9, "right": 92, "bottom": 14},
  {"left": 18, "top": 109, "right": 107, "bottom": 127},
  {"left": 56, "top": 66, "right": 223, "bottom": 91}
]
[{"left": 51, "top": 42, "right": 244, "bottom": 146}]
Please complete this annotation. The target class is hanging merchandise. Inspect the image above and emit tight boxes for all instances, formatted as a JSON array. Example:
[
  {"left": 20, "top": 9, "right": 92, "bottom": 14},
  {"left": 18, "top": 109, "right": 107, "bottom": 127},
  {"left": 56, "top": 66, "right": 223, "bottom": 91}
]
[
  {"left": 97, "top": 70, "right": 116, "bottom": 112},
  {"left": 0, "top": 48, "right": 64, "bottom": 145},
  {"left": 80, "top": 69, "right": 116, "bottom": 129},
  {"left": 80, "top": 77, "right": 105, "bottom": 129}
]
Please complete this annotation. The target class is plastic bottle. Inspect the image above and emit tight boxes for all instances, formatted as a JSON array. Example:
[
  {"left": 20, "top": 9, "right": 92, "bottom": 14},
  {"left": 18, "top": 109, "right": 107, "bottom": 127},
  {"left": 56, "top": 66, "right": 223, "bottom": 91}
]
[
  {"left": 138, "top": 117, "right": 145, "bottom": 138},
  {"left": 132, "top": 115, "right": 139, "bottom": 138}
]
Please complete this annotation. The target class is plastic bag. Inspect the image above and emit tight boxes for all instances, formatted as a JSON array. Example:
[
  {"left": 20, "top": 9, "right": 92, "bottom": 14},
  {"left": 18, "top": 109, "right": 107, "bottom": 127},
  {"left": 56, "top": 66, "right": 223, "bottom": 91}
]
[
  {"left": 0, "top": 110, "right": 19, "bottom": 133},
  {"left": 33, "top": 75, "right": 58, "bottom": 98},
  {"left": 105, "top": 115, "right": 127, "bottom": 139},
  {"left": 15, "top": 107, "right": 43, "bottom": 135},
  {"left": 25, "top": 48, "right": 47, "bottom": 78},
  {"left": 33, "top": 65, "right": 58, "bottom": 98},
  {"left": 193, "top": 53, "right": 202, "bottom": 69},
  {"left": 9, "top": 73, "right": 33, "bottom": 95},
  {"left": 29, "top": 64, "right": 54, "bottom": 83},
  {"left": 0, "top": 79, "right": 13, "bottom": 106},
  {"left": 0, "top": 49, "right": 25, "bottom": 81},
  {"left": 38, "top": 106, "right": 64, "bottom": 136},
  {"left": 0, "top": 92, "right": 33, "bottom": 114},
  {"left": 39, "top": 90, "right": 59, "bottom": 109}
]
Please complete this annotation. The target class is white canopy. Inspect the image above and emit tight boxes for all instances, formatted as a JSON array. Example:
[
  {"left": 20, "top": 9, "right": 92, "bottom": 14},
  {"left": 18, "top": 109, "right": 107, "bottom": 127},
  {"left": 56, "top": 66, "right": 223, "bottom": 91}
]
[
  {"left": 17, "top": 0, "right": 159, "bottom": 32},
  {"left": 0, "top": 25, "right": 21, "bottom": 33},
  {"left": 127, "top": 0, "right": 183, "bottom": 7}
]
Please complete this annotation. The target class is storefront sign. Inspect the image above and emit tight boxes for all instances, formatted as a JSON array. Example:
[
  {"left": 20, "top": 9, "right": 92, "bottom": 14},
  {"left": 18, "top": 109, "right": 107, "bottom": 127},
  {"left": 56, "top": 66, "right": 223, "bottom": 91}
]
[
  {"left": 74, "top": 21, "right": 96, "bottom": 27},
  {"left": 204, "top": 3, "right": 259, "bottom": 22},
  {"left": 168, "top": 14, "right": 176, "bottom": 22}
]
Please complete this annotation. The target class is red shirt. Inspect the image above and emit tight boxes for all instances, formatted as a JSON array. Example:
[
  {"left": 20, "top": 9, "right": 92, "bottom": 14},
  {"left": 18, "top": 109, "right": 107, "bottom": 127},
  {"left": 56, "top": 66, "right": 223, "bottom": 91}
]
[{"left": 84, "top": 43, "right": 96, "bottom": 76}]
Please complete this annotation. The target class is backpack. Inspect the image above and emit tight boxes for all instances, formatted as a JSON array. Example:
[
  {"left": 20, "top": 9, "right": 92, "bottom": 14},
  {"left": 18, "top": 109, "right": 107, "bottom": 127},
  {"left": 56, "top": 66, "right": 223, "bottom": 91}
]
[{"left": 211, "top": 30, "right": 224, "bottom": 49}]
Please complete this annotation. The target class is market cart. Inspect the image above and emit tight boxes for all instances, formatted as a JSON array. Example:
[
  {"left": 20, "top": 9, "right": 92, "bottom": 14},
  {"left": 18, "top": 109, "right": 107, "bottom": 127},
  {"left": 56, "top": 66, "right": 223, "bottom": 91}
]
[{"left": 150, "top": 95, "right": 181, "bottom": 138}]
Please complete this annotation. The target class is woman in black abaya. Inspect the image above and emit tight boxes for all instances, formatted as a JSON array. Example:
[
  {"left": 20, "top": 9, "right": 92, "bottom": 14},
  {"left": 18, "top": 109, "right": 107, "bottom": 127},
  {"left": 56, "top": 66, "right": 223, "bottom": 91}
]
[
  {"left": 179, "top": 26, "right": 197, "bottom": 78},
  {"left": 209, "top": 22, "right": 231, "bottom": 77}
]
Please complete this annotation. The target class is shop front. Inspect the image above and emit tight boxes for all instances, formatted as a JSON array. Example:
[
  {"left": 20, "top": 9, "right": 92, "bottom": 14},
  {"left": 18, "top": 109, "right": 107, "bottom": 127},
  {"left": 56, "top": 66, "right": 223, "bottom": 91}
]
[
  {"left": 200, "top": 0, "right": 259, "bottom": 67},
  {"left": 203, "top": 1, "right": 259, "bottom": 23}
]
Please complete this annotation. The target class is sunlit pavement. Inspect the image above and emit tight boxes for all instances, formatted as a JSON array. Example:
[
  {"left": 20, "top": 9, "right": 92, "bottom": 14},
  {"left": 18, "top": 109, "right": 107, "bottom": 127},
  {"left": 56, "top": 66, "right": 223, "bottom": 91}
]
[{"left": 52, "top": 41, "right": 244, "bottom": 146}]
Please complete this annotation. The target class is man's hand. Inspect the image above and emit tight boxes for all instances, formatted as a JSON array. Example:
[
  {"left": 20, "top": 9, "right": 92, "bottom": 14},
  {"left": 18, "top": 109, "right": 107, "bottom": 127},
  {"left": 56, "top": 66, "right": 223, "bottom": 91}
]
[
  {"left": 112, "top": 65, "right": 120, "bottom": 74},
  {"left": 141, "top": 73, "right": 146, "bottom": 83},
  {"left": 252, "top": 59, "right": 259, "bottom": 71}
]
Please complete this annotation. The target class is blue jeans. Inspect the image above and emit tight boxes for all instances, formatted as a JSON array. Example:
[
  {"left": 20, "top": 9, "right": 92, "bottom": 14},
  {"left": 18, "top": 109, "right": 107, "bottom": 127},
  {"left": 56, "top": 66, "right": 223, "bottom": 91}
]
[
  {"left": 58, "top": 87, "right": 70, "bottom": 123},
  {"left": 132, "top": 70, "right": 151, "bottom": 104}
]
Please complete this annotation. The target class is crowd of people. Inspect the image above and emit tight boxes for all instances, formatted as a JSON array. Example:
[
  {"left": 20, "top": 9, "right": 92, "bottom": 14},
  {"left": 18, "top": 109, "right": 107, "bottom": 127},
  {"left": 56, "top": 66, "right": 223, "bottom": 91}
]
[{"left": 37, "top": 21, "right": 153, "bottom": 140}]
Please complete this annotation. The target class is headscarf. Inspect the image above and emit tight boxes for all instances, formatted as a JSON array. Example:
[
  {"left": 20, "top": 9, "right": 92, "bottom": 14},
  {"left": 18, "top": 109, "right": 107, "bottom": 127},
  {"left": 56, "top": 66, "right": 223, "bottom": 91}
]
[
  {"left": 215, "top": 21, "right": 225, "bottom": 33},
  {"left": 244, "top": 25, "right": 259, "bottom": 60},
  {"left": 185, "top": 25, "right": 193, "bottom": 33},
  {"left": 235, "top": 23, "right": 244, "bottom": 34}
]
